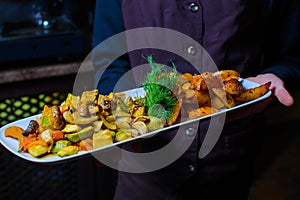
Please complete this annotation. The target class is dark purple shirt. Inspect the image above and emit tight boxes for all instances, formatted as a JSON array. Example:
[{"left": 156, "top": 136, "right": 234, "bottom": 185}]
[
  {"left": 93, "top": 0, "right": 300, "bottom": 94},
  {"left": 121, "top": 0, "right": 263, "bottom": 76}
]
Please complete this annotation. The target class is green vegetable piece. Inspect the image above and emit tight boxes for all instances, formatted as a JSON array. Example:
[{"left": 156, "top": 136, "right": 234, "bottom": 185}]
[
  {"left": 57, "top": 146, "right": 79, "bottom": 157},
  {"left": 115, "top": 129, "right": 132, "bottom": 142},
  {"left": 146, "top": 116, "right": 164, "bottom": 132},
  {"left": 65, "top": 126, "right": 94, "bottom": 143},
  {"left": 28, "top": 145, "right": 48, "bottom": 158},
  {"left": 109, "top": 130, "right": 116, "bottom": 138},
  {"left": 65, "top": 93, "right": 73, "bottom": 101},
  {"left": 64, "top": 93, "right": 80, "bottom": 110},
  {"left": 41, "top": 116, "right": 52, "bottom": 129},
  {"left": 61, "top": 124, "right": 82, "bottom": 133},
  {"left": 51, "top": 140, "right": 71, "bottom": 153}
]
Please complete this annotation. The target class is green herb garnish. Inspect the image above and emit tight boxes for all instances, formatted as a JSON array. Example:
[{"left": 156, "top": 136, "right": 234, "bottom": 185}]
[{"left": 142, "top": 56, "right": 178, "bottom": 121}]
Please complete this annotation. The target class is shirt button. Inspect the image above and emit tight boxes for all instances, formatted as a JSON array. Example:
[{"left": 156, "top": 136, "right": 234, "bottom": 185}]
[
  {"left": 185, "top": 127, "right": 196, "bottom": 136},
  {"left": 187, "top": 45, "right": 197, "bottom": 55},
  {"left": 188, "top": 2, "right": 199, "bottom": 13},
  {"left": 188, "top": 164, "right": 195, "bottom": 173}
]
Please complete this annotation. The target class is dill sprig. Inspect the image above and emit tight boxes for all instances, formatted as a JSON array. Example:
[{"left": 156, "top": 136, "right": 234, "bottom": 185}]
[{"left": 142, "top": 55, "right": 178, "bottom": 121}]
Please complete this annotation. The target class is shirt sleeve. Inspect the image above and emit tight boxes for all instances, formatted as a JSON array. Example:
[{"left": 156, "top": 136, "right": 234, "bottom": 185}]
[
  {"left": 92, "top": 0, "right": 131, "bottom": 95},
  {"left": 261, "top": 0, "right": 300, "bottom": 94}
]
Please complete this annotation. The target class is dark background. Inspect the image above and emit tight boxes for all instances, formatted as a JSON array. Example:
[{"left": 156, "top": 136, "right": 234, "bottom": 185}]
[{"left": 0, "top": 1, "right": 299, "bottom": 200}]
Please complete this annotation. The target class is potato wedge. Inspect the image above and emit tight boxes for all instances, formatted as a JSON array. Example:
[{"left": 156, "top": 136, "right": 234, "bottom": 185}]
[
  {"left": 183, "top": 89, "right": 196, "bottom": 99},
  {"left": 212, "top": 88, "right": 235, "bottom": 108},
  {"left": 203, "top": 72, "right": 223, "bottom": 89},
  {"left": 194, "top": 90, "right": 211, "bottom": 106},
  {"left": 223, "top": 79, "right": 244, "bottom": 95},
  {"left": 223, "top": 76, "right": 239, "bottom": 82},
  {"left": 132, "top": 106, "right": 146, "bottom": 118},
  {"left": 213, "top": 70, "right": 241, "bottom": 80},
  {"left": 211, "top": 96, "right": 225, "bottom": 110},
  {"left": 178, "top": 73, "right": 193, "bottom": 82},
  {"left": 182, "top": 82, "right": 192, "bottom": 90},
  {"left": 235, "top": 82, "right": 271, "bottom": 102},
  {"left": 191, "top": 74, "right": 206, "bottom": 90},
  {"left": 167, "top": 97, "right": 182, "bottom": 126},
  {"left": 188, "top": 106, "right": 219, "bottom": 119}
]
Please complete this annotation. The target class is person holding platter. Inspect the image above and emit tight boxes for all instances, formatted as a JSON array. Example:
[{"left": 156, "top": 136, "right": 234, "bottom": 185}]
[{"left": 92, "top": 0, "right": 300, "bottom": 199}]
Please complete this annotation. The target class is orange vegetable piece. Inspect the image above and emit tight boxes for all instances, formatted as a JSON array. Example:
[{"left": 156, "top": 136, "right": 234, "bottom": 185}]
[
  {"left": 79, "top": 138, "right": 93, "bottom": 151},
  {"left": 20, "top": 134, "right": 37, "bottom": 152},
  {"left": 4, "top": 126, "right": 24, "bottom": 141},
  {"left": 51, "top": 130, "right": 65, "bottom": 141},
  {"left": 26, "top": 140, "right": 48, "bottom": 149}
]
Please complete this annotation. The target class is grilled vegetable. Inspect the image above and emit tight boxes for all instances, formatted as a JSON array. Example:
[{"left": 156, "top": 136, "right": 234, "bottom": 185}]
[
  {"left": 73, "top": 113, "right": 99, "bottom": 125},
  {"left": 100, "top": 115, "right": 117, "bottom": 130},
  {"left": 115, "top": 129, "right": 133, "bottom": 142},
  {"left": 41, "top": 105, "right": 65, "bottom": 130},
  {"left": 4, "top": 126, "right": 24, "bottom": 141},
  {"left": 194, "top": 90, "right": 211, "bottom": 106},
  {"left": 61, "top": 124, "right": 82, "bottom": 133},
  {"left": 28, "top": 145, "right": 48, "bottom": 158},
  {"left": 211, "top": 96, "right": 225, "bottom": 109},
  {"left": 223, "top": 79, "right": 244, "bottom": 95},
  {"left": 167, "top": 97, "right": 182, "bottom": 126},
  {"left": 235, "top": 82, "right": 271, "bottom": 102},
  {"left": 65, "top": 126, "right": 94, "bottom": 143},
  {"left": 146, "top": 116, "right": 164, "bottom": 132},
  {"left": 40, "top": 130, "right": 54, "bottom": 145},
  {"left": 23, "top": 120, "right": 39, "bottom": 136},
  {"left": 93, "top": 121, "right": 104, "bottom": 132},
  {"left": 51, "top": 140, "right": 71, "bottom": 153},
  {"left": 212, "top": 88, "right": 235, "bottom": 108},
  {"left": 57, "top": 146, "right": 79, "bottom": 157},
  {"left": 92, "top": 129, "right": 113, "bottom": 149},
  {"left": 51, "top": 130, "right": 65, "bottom": 141},
  {"left": 63, "top": 110, "right": 75, "bottom": 124},
  {"left": 213, "top": 69, "right": 241, "bottom": 80},
  {"left": 132, "top": 121, "right": 148, "bottom": 134},
  {"left": 132, "top": 106, "right": 146, "bottom": 118},
  {"left": 115, "top": 121, "right": 131, "bottom": 129},
  {"left": 81, "top": 90, "right": 98, "bottom": 103},
  {"left": 48, "top": 106, "right": 65, "bottom": 130},
  {"left": 98, "top": 94, "right": 112, "bottom": 110},
  {"left": 188, "top": 106, "right": 219, "bottom": 119},
  {"left": 62, "top": 93, "right": 80, "bottom": 111}
]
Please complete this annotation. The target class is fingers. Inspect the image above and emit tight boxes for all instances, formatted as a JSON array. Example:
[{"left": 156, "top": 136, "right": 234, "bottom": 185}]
[
  {"left": 274, "top": 86, "right": 294, "bottom": 106},
  {"left": 246, "top": 77, "right": 263, "bottom": 84},
  {"left": 247, "top": 73, "right": 294, "bottom": 107}
]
